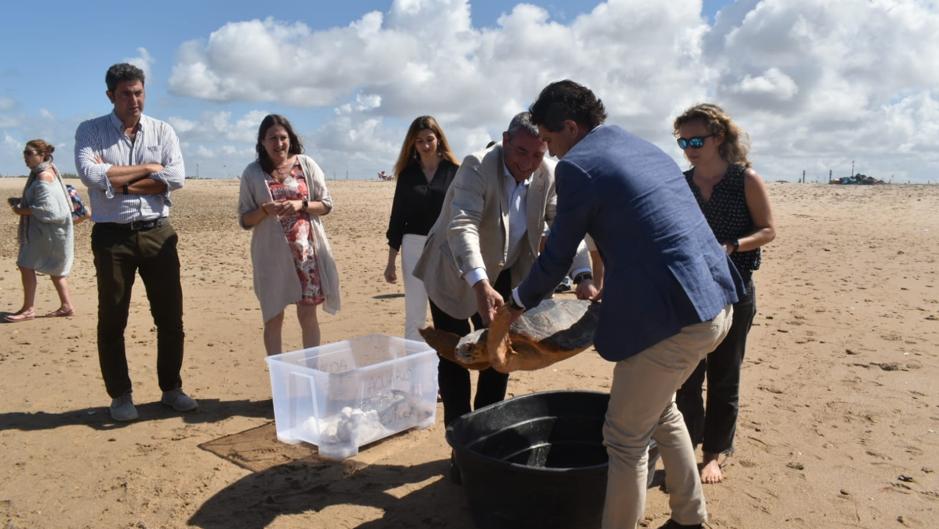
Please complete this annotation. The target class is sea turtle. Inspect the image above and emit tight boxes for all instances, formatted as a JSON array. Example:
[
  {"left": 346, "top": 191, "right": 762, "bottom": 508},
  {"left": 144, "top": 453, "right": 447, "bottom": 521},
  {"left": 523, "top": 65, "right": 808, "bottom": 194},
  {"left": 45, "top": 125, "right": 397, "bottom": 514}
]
[{"left": 420, "top": 299, "right": 600, "bottom": 372}]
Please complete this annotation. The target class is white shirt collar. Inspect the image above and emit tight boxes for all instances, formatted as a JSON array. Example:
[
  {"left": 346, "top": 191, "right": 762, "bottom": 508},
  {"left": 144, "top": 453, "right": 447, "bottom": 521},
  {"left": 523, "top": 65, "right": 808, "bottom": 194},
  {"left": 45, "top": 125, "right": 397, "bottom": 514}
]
[{"left": 503, "top": 161, "right": 533, "bottom": 188}]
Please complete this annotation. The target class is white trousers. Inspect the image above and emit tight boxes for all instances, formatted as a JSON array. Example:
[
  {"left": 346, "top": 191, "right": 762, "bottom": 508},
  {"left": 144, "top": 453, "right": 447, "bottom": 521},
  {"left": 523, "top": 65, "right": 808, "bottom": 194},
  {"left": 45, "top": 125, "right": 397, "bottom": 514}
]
[{"left": 401, "top": 234, "right": 429, "bottom": 342}]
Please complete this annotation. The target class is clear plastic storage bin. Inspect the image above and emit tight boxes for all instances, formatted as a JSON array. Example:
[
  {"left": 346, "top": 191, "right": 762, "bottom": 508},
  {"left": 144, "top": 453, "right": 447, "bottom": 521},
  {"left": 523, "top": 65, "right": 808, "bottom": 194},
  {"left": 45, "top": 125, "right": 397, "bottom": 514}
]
[{"left": 265, "top": 335, "right": 439, "bottom": 459}]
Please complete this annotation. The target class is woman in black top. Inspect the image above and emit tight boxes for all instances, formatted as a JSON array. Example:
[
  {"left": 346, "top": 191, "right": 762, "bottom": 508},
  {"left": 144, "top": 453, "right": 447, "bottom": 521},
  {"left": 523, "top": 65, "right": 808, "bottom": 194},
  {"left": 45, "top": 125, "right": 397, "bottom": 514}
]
[
  {"left": 384, "top": 116, "right": 460, "bottom": 341},
  {"left": 673, "top": 103, "right": 776, "bottom": 484}
]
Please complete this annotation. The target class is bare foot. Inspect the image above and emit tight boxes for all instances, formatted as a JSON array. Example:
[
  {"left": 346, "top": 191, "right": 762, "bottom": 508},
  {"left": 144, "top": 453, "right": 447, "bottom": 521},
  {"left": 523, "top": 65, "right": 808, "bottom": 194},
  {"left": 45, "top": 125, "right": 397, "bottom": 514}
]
[{"left": 701, "top": 453, "right": 724, "bottom": 484}]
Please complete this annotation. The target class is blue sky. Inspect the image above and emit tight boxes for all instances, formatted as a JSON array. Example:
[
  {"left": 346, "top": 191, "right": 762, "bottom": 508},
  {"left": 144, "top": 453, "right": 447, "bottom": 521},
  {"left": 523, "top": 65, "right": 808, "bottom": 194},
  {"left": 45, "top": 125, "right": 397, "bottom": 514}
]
[{"left": 2, "top": 0, "right": 937, "bottom": 183}]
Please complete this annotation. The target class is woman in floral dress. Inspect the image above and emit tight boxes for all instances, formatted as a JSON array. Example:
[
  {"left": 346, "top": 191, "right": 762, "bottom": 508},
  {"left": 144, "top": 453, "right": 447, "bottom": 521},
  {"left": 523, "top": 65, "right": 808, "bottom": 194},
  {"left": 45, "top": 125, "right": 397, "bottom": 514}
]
[{"left": 238, "top": 114, "right": 340, "bottom": 355}]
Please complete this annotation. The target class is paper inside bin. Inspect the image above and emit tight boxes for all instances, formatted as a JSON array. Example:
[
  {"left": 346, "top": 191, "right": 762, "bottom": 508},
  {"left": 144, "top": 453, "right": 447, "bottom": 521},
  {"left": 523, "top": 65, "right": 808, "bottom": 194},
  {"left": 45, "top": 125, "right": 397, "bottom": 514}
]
[{"left": 298, "top": 389, "right": 436, "bottom": 447}]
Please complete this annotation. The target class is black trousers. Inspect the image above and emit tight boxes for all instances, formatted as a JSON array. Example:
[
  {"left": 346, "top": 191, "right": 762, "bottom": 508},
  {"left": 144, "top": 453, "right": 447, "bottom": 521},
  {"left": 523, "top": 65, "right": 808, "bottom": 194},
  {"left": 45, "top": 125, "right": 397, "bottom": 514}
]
[
  {"left": 91, "top": 222, "right": 185, "bottom": 398},
  {"left": 430, "top": 270, "right": 512, "bottom": 426},
  {"left": 676, "top": 279, "right": 756, "bottom": 455}
]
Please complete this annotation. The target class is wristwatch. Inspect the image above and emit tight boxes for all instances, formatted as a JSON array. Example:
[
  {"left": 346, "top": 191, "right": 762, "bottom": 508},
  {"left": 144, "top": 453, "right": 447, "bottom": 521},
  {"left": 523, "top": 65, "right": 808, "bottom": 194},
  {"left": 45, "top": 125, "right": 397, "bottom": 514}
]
[
  {"left": 730, "top": 239, "right": 740, "bottom": 253},
  {"left": 122, "top": 184, "right": 129, "bottom": 195},
  {"left": 301, "top": 199, "right": 309, "bottom": 211},
  {"left": 572, "top": 271, "right": 593, "bottom": 285}
]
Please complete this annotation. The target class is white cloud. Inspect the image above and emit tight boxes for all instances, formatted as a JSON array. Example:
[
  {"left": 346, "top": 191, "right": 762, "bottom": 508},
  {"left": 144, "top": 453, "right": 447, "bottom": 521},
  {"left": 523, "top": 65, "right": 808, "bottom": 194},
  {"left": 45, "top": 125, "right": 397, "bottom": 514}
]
[
  {"left": 727, "top": 68, "right": 799, "bottom": 103},
  {"left": 168, "top": 117, "right": 196, "bottom": 134},
  {"left": 124, "top": 47, "right": 154, "bottom": 80},
  {"left": 39, "top": 108, "right": 55, "bottom": 119},
  {"left": 336, "top": 93, "right": 382, "bottom": 115},
  {"left": 221, "top": 145, "right": 253, "bottom": 157},
  {"left": 146, "top": 0, "right": 939, "bottom": 182},
  {"left": 0, "top": 97, "right": 14, "bottom": 111},
  {"left": 167, "top": 0, "right": 712, "bottom": 177},
  {"left": 701, "top": 0, "right": 939, "bottom": 181},
  {"left": 171, "top": 109, "right": 269, "bottom": 143}
]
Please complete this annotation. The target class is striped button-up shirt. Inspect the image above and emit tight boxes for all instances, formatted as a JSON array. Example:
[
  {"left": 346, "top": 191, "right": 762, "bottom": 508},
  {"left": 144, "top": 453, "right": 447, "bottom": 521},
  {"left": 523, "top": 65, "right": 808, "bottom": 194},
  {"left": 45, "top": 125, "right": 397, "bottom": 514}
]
[{"left": 74, "top": 111, "right": 185, "bottom": 223}]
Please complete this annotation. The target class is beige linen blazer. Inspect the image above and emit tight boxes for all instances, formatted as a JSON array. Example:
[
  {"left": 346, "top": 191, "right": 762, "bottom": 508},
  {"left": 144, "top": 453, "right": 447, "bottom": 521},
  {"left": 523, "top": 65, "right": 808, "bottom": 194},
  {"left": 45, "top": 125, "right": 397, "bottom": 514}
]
[
  {"left": 238, "top": 155, "right": 341, "bottom": 321},
  {"left": 414, "top": 143, "right": 587, "bottom": 320}
]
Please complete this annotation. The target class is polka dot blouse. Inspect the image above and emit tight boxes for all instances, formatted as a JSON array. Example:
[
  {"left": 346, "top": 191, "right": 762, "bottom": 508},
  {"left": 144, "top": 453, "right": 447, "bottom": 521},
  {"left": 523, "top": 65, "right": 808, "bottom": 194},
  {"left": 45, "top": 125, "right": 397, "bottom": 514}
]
[{"left": 685, "top": 163, "right": 761, "bottom": 281}]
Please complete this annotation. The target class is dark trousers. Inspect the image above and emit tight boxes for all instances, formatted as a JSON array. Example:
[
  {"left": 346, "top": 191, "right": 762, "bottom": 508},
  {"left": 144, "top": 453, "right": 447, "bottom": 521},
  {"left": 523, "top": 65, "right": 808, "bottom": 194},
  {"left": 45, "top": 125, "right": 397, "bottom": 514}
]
[
  {"left": 676, "top": 279, "right": 756, "bottom": 455},
  {"left": 430, "top": 270, "right": 512, "bottom": 426},
  {"left": 91, "top": 222, "right": 185, "bottom": 398}
]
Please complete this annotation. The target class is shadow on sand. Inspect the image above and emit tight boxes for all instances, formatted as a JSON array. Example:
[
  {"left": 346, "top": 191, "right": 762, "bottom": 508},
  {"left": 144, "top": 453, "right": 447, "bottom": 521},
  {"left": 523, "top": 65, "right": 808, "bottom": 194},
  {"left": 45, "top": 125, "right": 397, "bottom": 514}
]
[
  {"left": 189, "top": 458, "right": 475, "bottom": 529},
  {"left": 0, "top": 398, "right": 274, "bottom": 432},
  {"left": 372, "top": 293, "right": 406, "bottom": 300}
]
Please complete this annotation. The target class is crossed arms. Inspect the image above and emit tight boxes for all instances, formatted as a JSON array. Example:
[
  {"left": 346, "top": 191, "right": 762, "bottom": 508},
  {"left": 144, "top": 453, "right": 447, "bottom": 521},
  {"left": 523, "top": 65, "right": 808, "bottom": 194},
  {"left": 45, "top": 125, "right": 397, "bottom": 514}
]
[{"left": 75, "top": 120, "right": 185, "bottom": 197}]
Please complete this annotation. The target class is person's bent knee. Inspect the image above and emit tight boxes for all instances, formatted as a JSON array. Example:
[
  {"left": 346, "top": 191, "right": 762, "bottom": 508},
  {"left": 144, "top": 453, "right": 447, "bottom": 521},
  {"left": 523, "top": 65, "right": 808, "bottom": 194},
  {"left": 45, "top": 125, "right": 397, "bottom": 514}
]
[{"left": 603, "top": 425, "right": 653, "bottom": 461}]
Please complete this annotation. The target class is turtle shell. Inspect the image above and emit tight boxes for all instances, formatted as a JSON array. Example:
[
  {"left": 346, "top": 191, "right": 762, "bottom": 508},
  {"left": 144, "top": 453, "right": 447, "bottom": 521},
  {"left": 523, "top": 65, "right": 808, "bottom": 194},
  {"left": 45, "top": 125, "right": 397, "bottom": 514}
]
[
  {"left": 511, "top": 299, "right": 599, "bottom": 351},
  {"left": 453, "top": 299, "right": 600, "bottom": 364}
]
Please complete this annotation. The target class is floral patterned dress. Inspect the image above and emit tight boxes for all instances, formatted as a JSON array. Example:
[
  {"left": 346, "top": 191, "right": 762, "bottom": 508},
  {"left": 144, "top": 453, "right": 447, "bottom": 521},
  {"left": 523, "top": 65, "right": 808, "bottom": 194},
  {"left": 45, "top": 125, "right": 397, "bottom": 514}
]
[{"left": 266, "top": 161, "right": 325, "bottom": 306}]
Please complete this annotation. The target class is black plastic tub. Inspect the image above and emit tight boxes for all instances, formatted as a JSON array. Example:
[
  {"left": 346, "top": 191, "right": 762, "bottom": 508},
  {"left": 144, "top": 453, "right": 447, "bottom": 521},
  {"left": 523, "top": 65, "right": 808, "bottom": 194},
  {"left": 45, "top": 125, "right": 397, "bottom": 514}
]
[{"left": 446, "top": 391, "right": 611, "bottom": 529}]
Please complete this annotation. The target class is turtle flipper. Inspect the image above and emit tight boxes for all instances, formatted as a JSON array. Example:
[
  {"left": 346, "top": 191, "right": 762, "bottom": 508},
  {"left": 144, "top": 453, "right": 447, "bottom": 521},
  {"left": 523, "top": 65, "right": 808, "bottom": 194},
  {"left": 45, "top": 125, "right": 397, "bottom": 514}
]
[
  {"left": 420, "top": 327, "right": 461, "bottom": 360},
  {"left": 486, "top": 306, "right": 516, "bottom": 372},
  {"left": 496, "top": 335, "right": 591, "bottom": 371},
  {"left": 421, "top": 327, "right": 491, "bottom": 370}
]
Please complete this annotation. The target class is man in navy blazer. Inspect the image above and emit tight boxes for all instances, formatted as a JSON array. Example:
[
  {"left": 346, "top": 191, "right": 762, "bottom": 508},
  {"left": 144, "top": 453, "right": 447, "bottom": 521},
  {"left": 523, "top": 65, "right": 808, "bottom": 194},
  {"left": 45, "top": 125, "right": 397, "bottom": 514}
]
[{"left": 508, "top": 81, "right": 743, "bottom": 529}]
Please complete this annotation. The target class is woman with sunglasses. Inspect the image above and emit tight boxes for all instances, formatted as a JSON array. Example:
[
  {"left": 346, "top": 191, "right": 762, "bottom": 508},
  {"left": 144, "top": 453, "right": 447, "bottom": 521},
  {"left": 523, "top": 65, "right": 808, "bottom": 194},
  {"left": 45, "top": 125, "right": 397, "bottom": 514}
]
[
  {"left": 672, "top": 104, "right": 775, "bottom": 483},
  {"left": 6, "top": 140, "right": 75, "bottom": 322}
]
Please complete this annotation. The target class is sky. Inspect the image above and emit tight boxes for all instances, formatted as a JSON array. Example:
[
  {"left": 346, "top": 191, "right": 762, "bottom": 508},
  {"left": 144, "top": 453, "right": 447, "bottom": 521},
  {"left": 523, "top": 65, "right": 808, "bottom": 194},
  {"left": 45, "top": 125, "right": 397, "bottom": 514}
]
[{"left": 1, "top": 0, "right": 938, "bottom": 183}]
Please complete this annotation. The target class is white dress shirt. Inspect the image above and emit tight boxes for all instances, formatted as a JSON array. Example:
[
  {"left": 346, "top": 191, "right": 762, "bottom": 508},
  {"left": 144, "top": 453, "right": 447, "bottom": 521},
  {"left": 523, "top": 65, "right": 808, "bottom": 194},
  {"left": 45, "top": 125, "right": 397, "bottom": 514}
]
[{"left": 463, "top": 163, "right": 532, "bottom": 287}]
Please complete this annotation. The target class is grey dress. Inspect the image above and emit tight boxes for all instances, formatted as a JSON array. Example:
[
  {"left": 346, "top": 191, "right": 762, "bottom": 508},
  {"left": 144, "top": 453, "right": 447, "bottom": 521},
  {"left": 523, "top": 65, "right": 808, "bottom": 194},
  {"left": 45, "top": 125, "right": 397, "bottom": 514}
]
[{"left": 17, "top": 162, "right": 74, "bottom": 276}]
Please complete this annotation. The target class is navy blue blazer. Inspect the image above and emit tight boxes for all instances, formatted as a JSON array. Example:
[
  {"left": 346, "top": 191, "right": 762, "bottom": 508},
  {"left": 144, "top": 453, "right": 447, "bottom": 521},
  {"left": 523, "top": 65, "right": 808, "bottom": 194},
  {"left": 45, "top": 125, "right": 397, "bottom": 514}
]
[{"left": 517, "top": 125, "right": 743, "bottom": 361}]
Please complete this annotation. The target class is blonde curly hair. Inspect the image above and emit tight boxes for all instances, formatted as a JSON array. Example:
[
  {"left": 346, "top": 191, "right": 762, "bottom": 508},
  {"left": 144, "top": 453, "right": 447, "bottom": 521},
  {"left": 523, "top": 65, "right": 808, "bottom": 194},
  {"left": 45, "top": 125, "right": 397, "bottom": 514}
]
[{"left": 673, "top": 103, "right": 751, "bottom": 168}]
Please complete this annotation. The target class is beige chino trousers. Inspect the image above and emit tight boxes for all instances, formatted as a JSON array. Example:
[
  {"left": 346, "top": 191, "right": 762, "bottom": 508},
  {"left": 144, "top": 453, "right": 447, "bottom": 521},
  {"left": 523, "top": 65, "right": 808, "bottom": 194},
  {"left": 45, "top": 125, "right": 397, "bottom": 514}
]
[{"left": 601, "top": 305, "right": 733, "bottom": 529}]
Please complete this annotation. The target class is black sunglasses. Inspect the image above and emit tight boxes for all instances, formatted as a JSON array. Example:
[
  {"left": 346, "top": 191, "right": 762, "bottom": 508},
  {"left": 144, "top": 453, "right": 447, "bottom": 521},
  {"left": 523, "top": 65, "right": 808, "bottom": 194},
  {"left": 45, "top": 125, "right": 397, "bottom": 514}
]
[
  {"left": 676, "top": 135, "right": 713, "bottom": 150},
  {"left": 23, "top": 149, "right": 39, "bottom": 156}
]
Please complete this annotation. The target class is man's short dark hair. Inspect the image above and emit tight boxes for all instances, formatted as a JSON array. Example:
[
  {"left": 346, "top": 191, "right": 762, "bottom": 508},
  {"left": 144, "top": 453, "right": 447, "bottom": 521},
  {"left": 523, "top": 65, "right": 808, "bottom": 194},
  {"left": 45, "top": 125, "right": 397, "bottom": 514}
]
[
  {"left": 106, "top": 63, "right": 146, "bottom": 92},
  {"left": 529, "top": 80, "right": 607, "bottom": 132},
  {"left": 505, "top": 111, "right": 540, "bottom": 140}
]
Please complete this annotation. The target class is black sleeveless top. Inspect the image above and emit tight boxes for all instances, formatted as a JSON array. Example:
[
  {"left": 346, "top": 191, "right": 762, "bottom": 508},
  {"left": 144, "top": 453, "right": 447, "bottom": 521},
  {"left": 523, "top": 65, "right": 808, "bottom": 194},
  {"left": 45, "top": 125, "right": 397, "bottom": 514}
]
[{"left": 685, "top": 164, "right": 761, "bottom": 281}]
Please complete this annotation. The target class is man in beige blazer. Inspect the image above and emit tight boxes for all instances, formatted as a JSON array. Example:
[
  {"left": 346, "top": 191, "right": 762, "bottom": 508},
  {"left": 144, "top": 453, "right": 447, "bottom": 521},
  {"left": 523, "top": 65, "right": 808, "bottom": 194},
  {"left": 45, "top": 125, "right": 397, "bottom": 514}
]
[{"left": 414, "top": 113, "right": 592, "bottom": 449}]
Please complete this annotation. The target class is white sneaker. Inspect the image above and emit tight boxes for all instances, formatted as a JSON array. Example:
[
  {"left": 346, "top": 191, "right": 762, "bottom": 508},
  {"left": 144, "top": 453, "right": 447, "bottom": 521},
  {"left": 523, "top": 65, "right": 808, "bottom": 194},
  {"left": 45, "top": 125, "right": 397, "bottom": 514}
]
[
  {"left": 109, "top": 393, "right": 138, "bottom": 422},
  {"left": 161, "top": 388, "right": 198, "bottom": 412}
]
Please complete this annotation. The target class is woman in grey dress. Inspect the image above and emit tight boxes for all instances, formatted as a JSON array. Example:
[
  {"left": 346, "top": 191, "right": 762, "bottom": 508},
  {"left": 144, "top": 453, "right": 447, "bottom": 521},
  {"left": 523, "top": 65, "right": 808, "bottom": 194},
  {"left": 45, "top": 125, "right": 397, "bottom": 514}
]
[{"left": 6, "top": 139, "right": 75, "bottom": 322}]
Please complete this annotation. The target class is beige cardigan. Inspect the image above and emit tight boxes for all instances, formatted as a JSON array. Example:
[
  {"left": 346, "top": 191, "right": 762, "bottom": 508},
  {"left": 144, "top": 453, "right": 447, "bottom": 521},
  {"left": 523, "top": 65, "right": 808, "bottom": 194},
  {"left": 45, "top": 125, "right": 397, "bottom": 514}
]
[{"left": 238, "top": 155, "right": 340, "bottom": 321}]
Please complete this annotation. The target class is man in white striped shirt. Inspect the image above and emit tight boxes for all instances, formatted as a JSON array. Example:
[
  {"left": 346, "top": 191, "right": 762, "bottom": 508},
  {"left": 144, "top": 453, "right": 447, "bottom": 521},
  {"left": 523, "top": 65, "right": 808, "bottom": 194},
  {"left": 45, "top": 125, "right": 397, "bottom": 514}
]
[{"left": 74, "top": 63, "right": 196, "bottom": 422}]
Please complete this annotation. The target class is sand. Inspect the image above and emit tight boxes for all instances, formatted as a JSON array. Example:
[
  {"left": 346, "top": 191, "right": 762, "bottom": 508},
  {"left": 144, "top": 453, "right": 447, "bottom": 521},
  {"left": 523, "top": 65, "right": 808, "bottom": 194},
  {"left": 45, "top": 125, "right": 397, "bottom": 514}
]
[{"left": 1, "top": 178, "right": 938, "bottom": 529}]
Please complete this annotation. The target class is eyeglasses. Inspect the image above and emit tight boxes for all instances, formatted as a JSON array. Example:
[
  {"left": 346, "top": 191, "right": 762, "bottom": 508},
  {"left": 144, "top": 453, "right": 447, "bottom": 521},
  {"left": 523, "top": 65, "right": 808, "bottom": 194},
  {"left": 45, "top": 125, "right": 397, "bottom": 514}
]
[{"left": 676, "top": 135, "right": 713, "bottom": 150}]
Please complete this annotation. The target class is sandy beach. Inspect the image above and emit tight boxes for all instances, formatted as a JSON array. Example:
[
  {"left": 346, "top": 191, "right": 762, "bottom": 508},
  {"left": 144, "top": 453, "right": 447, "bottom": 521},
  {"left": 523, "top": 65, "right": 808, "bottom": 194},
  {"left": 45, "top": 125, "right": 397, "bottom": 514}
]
[{"left": 1, "top": 178, "right": 938, "bottom": 529}]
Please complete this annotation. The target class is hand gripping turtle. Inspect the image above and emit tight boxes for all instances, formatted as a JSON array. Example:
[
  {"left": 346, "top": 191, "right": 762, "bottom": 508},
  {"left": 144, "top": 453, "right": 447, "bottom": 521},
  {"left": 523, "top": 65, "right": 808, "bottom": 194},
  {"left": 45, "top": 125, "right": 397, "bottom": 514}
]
[{"left": 420, "top": 299, "right": 600, "bottom": 372}]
